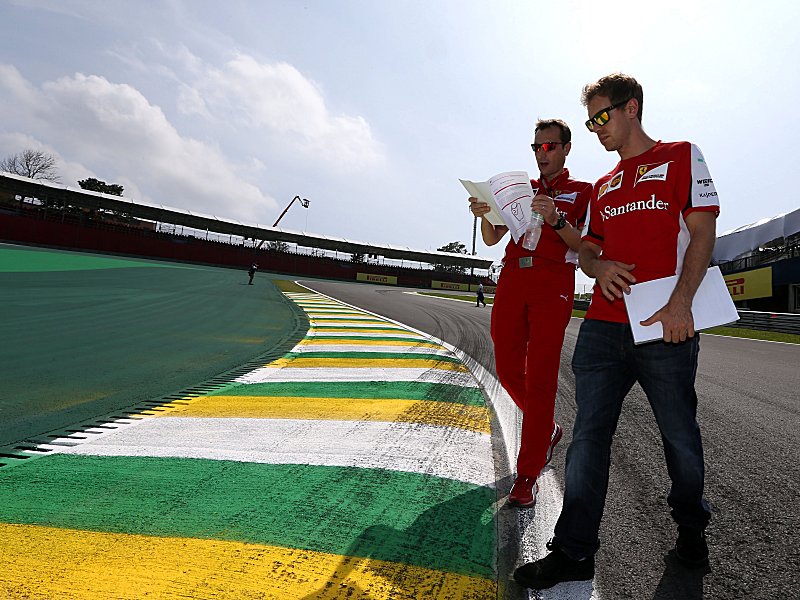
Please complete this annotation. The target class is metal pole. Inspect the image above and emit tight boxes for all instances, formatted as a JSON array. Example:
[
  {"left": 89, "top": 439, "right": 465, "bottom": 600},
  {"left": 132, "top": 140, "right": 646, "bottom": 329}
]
[{"left": 470, "top": 214, "right": 477, "bottom": 277}]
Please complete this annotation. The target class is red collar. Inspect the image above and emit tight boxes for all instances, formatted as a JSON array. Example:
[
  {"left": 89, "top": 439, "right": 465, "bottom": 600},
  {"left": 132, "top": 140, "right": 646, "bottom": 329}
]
[{"left": 539, "top": 168, "right": 569, "bottom": 195}]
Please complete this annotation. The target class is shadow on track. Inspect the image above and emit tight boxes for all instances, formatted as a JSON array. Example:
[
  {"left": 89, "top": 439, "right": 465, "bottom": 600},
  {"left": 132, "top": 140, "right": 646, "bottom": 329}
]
[
  {"left": 652, "top": 552, "right": 709, "bottom": 600},
  {"left": 299, "top": 476, "right": 515, "bottom": 599}
]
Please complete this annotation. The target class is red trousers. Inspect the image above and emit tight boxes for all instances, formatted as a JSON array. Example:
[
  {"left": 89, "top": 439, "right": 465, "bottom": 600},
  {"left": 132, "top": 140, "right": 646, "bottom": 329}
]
[{"left": 491, "top": 260, "right": 575, "bottom": 478}]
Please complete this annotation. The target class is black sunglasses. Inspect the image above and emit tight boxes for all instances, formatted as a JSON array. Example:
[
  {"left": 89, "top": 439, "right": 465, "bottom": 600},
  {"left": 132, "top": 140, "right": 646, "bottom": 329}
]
[
  {"left": 585, "top": 98, "right": 632, "bottom": 131},
  {"left": 531, "top": 142, "right": 565, "bottom": 153}
]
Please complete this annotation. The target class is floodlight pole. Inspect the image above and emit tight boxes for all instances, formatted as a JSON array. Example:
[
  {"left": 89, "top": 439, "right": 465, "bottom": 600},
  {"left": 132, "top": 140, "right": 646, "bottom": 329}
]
[
  {"left": 256, "top": 195, "right": 310, "bottom": 249},
  {"left": 470, "top": 214, "right": 477, "bottom": 276}
]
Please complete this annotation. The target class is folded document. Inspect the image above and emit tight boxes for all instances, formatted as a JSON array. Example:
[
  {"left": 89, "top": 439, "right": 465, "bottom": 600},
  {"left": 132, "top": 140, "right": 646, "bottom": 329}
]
[{"left": 624, "top": 266, "right": 739, "bottom": 344}]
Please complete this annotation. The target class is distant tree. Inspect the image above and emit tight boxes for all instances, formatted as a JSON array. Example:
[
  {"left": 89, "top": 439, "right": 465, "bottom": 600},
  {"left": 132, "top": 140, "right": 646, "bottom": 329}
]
[
  {"left": 265, "top": 240, "right": 290, "bottom": 252},
  {"left": 438, "top": 241, "right": 468, "bottom": 255},
  {"left": 432, "top": 241, "right": 468, "bottom": 274},
  {"left": 78, "top": 177, "right": 124, "bottom": 196},
  {"left": 0, "top": 149, "right": 61, "bottom": 182}
]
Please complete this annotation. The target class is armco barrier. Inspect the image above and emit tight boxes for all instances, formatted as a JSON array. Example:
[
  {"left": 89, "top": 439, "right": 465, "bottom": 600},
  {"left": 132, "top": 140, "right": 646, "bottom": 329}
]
[{"left": 729, "top": 310, "right": 800, "bottom": 336}]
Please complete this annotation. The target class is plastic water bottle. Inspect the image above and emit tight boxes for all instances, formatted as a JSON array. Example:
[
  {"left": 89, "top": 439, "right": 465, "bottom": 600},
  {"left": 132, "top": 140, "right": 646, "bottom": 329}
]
[{"left": 521, "top": 212, "right": 544, "bottom": 251}]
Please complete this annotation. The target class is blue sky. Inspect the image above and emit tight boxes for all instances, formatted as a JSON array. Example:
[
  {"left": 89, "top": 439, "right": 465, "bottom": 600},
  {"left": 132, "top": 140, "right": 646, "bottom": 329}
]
[{"left": 1, "top": 0, "right": 798, "bottom": 287}]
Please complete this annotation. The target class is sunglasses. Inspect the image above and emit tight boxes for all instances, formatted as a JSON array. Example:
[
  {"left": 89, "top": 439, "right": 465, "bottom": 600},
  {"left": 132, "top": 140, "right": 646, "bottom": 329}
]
[
  {"left": 531, "top": 142, "right": 564, "bottom": 153},
  {"left": 585, "top": 98, "right": 632, "bottom": 131}
]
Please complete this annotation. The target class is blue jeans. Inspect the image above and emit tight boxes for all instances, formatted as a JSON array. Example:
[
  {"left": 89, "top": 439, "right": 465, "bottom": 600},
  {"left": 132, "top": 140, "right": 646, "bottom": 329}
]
[{"left": 554, "top": 319, "right": 711, "bottom": 559}]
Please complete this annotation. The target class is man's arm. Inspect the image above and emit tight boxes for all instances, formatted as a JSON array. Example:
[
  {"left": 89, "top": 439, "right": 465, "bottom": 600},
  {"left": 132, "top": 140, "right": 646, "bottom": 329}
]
[
  {"left": 469, "top": 197, "right": 508, "bottom": 246},
  {"left": 640, "top": 211, "right": 717, "bottom": 342},
  {"left": 579, "top": 239, "right": 636, "bottom": 301}
]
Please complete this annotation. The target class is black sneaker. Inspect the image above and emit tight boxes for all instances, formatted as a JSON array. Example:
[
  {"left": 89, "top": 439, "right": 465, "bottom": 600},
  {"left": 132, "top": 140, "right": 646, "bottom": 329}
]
[
  {"left": 513, "top": 541, "right": 595, "bottom": 590},
  {"left": 674, "top": 526, "right": 709, "bottom": 568}
]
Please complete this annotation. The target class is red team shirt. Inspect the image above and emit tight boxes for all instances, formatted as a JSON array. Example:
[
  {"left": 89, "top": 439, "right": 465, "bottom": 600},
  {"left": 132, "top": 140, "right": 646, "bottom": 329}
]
[
  {"left": 503, "top": 168, "right": 592, "bottom": 266},
  {"left": 582, "top": 141, "right": 721, "bottom": 323}
]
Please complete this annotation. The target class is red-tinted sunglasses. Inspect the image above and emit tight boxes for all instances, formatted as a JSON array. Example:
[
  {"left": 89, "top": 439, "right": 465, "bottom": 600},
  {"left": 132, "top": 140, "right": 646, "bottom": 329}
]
[{"left": 531, "top": 142, "right": 564, "bottom": 153}]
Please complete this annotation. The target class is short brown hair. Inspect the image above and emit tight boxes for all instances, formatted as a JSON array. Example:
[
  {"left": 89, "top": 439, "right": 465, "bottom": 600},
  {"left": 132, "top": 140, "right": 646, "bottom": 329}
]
[
  {"left": 535, "top": 119, "right": 571, "bottom": 144},
  {"left": 581, "top": 73, "right": 644, "bottom": 122}
]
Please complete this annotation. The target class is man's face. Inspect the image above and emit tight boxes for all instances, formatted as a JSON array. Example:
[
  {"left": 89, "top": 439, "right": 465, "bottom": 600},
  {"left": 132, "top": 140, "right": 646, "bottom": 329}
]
[
  {"left": 586, "top": 95, "right": 630, "bottom": 153},
  {"left": 533, "top": 126, "right": 570, "bottom": 180}
]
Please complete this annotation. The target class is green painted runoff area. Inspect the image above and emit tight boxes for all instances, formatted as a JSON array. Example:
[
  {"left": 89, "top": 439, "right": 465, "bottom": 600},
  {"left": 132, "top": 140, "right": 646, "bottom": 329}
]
[
  {"left": 0, "top": 244, "right": 308, "bottom": 447},
  {"left": 0, "top": 454, "right": 496, "bottom": 578}
]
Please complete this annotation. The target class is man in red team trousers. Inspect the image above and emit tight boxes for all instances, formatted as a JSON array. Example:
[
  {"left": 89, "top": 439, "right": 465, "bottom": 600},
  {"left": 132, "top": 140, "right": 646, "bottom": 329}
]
[
  {"left": 469, "top": 119, "right": 591, "bottom": 508},
  {"left": 515, "top": 74, "right": 718, "bottom": 591}
]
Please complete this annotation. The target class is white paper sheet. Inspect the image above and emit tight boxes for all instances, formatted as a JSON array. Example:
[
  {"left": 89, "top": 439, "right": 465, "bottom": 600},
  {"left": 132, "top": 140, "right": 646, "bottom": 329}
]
[
  {"left": 460, "top": 171, "right": 534, "bottom": 242},
  {"left": 624, "top": 266, "right": 739, "bottom": 344}
]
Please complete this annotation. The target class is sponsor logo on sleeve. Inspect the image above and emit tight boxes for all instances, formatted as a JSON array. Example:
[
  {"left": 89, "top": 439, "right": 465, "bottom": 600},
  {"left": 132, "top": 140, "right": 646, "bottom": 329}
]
[
  {"left": 694, "top": 177, "right": 718, "bottom": 199},
  {"left": 597, "top": 172, "right": 623, "bottom": 200},
  {"left": 634, "top": 161, "right": 671, "bottom": 186}
]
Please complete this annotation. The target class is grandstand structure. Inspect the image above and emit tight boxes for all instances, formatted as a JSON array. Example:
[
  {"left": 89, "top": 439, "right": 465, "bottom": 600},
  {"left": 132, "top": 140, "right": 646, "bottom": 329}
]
[
  {"left": 713, "top": 207, "right": 800, "bottom": 313},
  {"left": 0, "top": 172, "right": 494, "bottom": 291}
]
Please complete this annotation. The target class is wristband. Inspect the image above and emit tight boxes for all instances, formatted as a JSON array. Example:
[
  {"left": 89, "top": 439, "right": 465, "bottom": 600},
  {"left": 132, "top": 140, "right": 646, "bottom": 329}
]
[{"left": 552, "top": 215, "right": 567, "bottom": 231}]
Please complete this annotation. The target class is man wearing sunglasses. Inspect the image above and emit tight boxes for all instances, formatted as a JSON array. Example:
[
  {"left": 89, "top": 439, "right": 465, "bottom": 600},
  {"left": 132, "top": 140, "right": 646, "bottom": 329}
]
[
  {"left": 514, "top": 74, "right": 718, "bottom": 591},
  {"left": 468, "top": 119, "right": 591, "bottom": 510}
]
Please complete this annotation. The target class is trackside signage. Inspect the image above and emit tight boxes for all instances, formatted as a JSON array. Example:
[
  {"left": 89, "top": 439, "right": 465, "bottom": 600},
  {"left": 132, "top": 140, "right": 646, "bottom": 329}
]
[
  {"left": 723, "top": 267, "right": 772, "bottom": 301},
  {"left": 432, "top": 281, "right": 469, "bottom": 291},
  {"left": 356, "top": 273, "right": 398, "bottom": 285}
]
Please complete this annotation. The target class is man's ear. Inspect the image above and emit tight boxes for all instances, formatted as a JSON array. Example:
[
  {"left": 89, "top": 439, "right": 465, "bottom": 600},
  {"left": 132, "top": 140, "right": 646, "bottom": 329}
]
[
  {"left": 626, "top": 98, "right": 639, "bottom": 119},
  {"left": 564, "top": 141, "right": 572, "bottom": 156}
]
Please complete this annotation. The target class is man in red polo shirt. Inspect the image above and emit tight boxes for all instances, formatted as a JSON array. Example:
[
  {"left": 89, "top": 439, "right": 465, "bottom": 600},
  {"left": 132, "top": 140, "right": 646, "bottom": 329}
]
[
  {"left": 469, "top": 118, "right": 591, "bottom": 508},
  {"left": 515, "top": 74, "right": 718, "bottom": 591}
]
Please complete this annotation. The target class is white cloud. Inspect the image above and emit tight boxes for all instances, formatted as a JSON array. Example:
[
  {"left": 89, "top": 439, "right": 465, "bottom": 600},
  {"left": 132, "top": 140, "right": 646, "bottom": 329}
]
[
  {"left": 0, "top": 65, "right": 278, "bottom": 221},
  {"left": 176, "top": 83, "right": 211, "bottom": 118},
  {"left": 187, "top": 53, "right": 385, "bottom": 172}
]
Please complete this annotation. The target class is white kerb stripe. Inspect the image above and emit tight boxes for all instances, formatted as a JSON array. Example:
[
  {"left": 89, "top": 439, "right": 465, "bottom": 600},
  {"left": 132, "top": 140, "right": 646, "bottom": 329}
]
[{"left": 58, "top": 417, "right": 494, "bottom": 487}]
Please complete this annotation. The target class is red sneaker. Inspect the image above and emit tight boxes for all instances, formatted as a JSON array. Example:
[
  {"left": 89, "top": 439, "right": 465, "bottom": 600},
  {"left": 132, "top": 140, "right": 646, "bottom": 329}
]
[
  {"left": 545, "top": 423, "right": 563, "bottom": 466},
  {"left": 508, "top": 477, "right": 538, "bottom": 508}
]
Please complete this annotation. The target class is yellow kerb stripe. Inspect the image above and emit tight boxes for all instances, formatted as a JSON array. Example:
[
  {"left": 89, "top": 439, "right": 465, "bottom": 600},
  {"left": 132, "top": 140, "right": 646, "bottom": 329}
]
[
  {"left": 265, "top": 357, "right": 468, "bottom": 371},
  {"left": 299, "top": 339, "right": 442, "bottom": 348},
  {"left": 166, "top": 396, "right": 491, "bottom": 434},
  {"left": 308, "top": 327, "right": 406, "bottom": 333},
  {"left": 0, "top": 523, "right": 494, "bottom": 599}
]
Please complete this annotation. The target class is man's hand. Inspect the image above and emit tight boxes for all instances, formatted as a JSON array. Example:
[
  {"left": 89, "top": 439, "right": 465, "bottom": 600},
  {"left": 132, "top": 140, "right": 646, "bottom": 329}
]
[
  {"left": 470, "top": 196, "right": 508, "bottom": 246},
  {"left": 531, "top": 194, "right": 558, "bottom": 225},
  {"left": 469, "top": 196, "right": 491, "bottom": 218},
  {"left": 641, "top": 299, "right": 695, "bottom": 343},
  {"left": 593, "top": 259, "right": 637, "bottom": 301}
]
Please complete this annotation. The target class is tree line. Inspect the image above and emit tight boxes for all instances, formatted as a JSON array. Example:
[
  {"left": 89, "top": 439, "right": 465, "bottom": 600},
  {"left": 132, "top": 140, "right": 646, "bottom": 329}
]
[{"left": 1, "top": 149, "right": 123, "bottom": 196}]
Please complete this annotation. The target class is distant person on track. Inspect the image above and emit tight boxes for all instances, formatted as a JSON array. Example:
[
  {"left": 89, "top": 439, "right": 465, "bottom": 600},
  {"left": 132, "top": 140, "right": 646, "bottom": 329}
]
[
  {"left": 476, "top": 283, "right": 487, "bottom": 307},
  {"left": 514, "top": 73, "right": 719, "bottom": 591},
  {"left": 468, "top": 118, "right": 591, "bottom": 509},
  {"left": 248, "top": 263, "right": 258, "bottom": 285}
]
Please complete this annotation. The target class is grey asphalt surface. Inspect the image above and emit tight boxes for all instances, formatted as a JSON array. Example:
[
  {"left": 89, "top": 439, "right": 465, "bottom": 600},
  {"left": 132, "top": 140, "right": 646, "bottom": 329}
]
[{"left": 303, "top": 279, "right": 800, "bottom": 600}]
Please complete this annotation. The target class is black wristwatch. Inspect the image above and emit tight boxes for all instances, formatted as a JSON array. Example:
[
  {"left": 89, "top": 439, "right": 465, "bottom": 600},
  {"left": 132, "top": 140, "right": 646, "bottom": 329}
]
[{"left": 552, "top": 215, "right": 567, "bottom": 231}]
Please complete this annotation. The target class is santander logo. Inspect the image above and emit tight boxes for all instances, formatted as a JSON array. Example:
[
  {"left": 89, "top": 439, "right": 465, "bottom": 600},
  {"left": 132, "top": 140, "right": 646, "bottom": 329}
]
[{"left": 600, "top": 194, "right": 669, "bottom": 221}]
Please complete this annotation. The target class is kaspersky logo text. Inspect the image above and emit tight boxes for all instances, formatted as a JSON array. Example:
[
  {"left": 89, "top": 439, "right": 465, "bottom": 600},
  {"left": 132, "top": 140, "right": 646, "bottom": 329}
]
[{"left": 600, "top": 194, "right": 669, "bottom": 221}]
